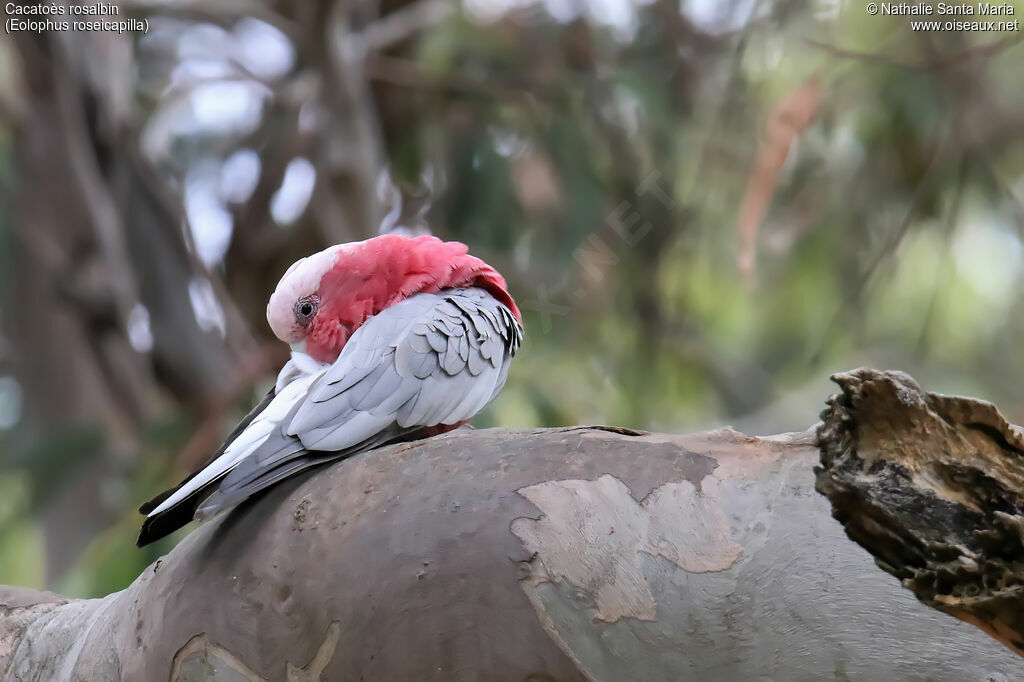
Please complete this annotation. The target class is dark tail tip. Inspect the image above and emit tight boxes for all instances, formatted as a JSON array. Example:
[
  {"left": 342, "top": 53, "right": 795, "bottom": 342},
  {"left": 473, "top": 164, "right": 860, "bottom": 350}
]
[
  {"left": 136, "top": 517, "right": 159, "bottom": 548},
  {"left": 136, "top": 504, "right": 200, "bottom": 547}
]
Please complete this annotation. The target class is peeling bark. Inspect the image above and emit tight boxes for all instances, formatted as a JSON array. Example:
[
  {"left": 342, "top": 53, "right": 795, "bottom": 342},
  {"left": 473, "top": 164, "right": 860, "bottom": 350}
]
[
  {"left": 816, "top": 368, "right": 1024, "bottom": 658},
  {"left": 3, "top": 425, "right": 1021, "bottom": 680}
]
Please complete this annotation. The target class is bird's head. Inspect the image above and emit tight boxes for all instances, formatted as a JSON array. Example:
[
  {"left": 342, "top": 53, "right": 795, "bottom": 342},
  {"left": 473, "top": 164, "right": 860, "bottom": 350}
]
[
  {"left": 267, "top": 234, "right": 520, "bottom": 364},
  {"left": 265, "top": 243, "right": 346, "bottom": 350}
]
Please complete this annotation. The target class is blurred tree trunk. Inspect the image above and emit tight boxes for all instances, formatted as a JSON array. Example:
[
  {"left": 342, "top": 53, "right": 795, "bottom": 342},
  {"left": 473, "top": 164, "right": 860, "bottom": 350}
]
[
  {"left": 1, "top": 422, "right": 1022, "bottom": 681},
  {"left": 3, "top": 31, "right": 238, "bottom": 581}
]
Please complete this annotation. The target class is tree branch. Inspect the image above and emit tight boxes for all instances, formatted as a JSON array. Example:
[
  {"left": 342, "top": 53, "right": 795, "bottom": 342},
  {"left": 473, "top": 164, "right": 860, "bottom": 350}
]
[{"left": 4, "top": 423, "right": 1021, "bottom": 680}]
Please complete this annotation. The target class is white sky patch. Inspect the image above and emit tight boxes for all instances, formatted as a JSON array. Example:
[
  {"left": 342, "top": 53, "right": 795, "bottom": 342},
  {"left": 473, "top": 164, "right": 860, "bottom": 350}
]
[
  {"left": 141, "top": 96, "right": 200, "bottom": 160},
  {"left": 177, "top": 22, "right": 232, "bottom": 60},
  {"left": 190, "top": 81, "right": 269, "bottom": 134},
  {"left": 271, "top": 158, "right": 316, "bottom": 226},
  {"left": 588, "top": 0, "right": 637, "bottom": 40},
  {"left": 0, "top": 377, "right": 22, "bottom": 430},
  {"left": 953, "top": 211, "right": 1024, "bottom": 303},
  {"left": 542, "top": 0, "right": 583, "bottom": 23},
  {"left": 151, "top": 20, "right": 286, "bottom": 153},
  {"left": 233, "top": 18, "right": 294, "bottom": 80},
  {"left": 189, "top": 278, "right": 227, "bottom": 337},
  {"left": 221, "top": 148, "right": 261, "bottom": 204},
  {"left": 170, "top": 58, "right": 234, "bottom": 87},
  {"left": 127, "top": 304, "right": 154, "bottom": 353},
  {"left": 463, "top": 0, "right": 639, "bottom": 39},
  {"left": 176, "top": 19, "right": 293, "bottom": 81},
  {"left": 681, "top": 0, "right": 756, "bottom": 34},
  {"left": 463, "top": 0, "right": 518, "bottom": 24},
  {"left": 185, "top": 163, "right": 234, "bottom": 267},
  {"left": 464, "top": 0, "right": 755, "bottom": 38}
]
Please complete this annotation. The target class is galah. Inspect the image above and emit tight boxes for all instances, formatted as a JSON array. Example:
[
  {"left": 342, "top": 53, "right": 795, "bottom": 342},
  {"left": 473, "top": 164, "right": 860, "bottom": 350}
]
[{"left": 137, "top": 234, "right": 522, "bottom": 546}]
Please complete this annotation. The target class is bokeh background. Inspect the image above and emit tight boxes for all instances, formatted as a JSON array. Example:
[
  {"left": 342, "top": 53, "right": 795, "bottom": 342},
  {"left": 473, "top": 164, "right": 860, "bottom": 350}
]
[{"left": 1, "top": 0, "right": 1023, "bottom": 597}]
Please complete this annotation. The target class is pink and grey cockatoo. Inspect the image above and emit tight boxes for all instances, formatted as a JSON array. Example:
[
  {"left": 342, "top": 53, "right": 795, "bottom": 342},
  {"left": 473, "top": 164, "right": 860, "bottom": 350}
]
[{"left": 137, "top": 234, "right": 522, "bottom": 546}]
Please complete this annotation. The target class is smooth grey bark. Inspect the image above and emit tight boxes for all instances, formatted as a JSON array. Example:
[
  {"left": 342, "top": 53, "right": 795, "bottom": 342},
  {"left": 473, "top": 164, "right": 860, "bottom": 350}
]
[{"left": 2, "top": 424, "right": 1021, "bottom": 681}]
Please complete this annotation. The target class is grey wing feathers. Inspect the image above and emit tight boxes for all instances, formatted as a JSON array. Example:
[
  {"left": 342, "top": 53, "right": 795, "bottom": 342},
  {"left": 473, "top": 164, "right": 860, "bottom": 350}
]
[{"left": 196, "top": 287, "right": 522, "bottom": 518}]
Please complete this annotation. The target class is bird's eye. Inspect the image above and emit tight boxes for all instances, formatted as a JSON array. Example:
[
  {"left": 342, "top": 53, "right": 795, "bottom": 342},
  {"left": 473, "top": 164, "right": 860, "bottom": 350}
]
[{"left": 293, "top": 296, "right": 319, "bottom": 326}]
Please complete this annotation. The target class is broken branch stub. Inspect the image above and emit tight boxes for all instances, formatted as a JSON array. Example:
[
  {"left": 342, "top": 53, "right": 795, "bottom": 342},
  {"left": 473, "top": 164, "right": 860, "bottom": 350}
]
[{"left": 815, "top": 367, "right": 1024, "bottom": 656}]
